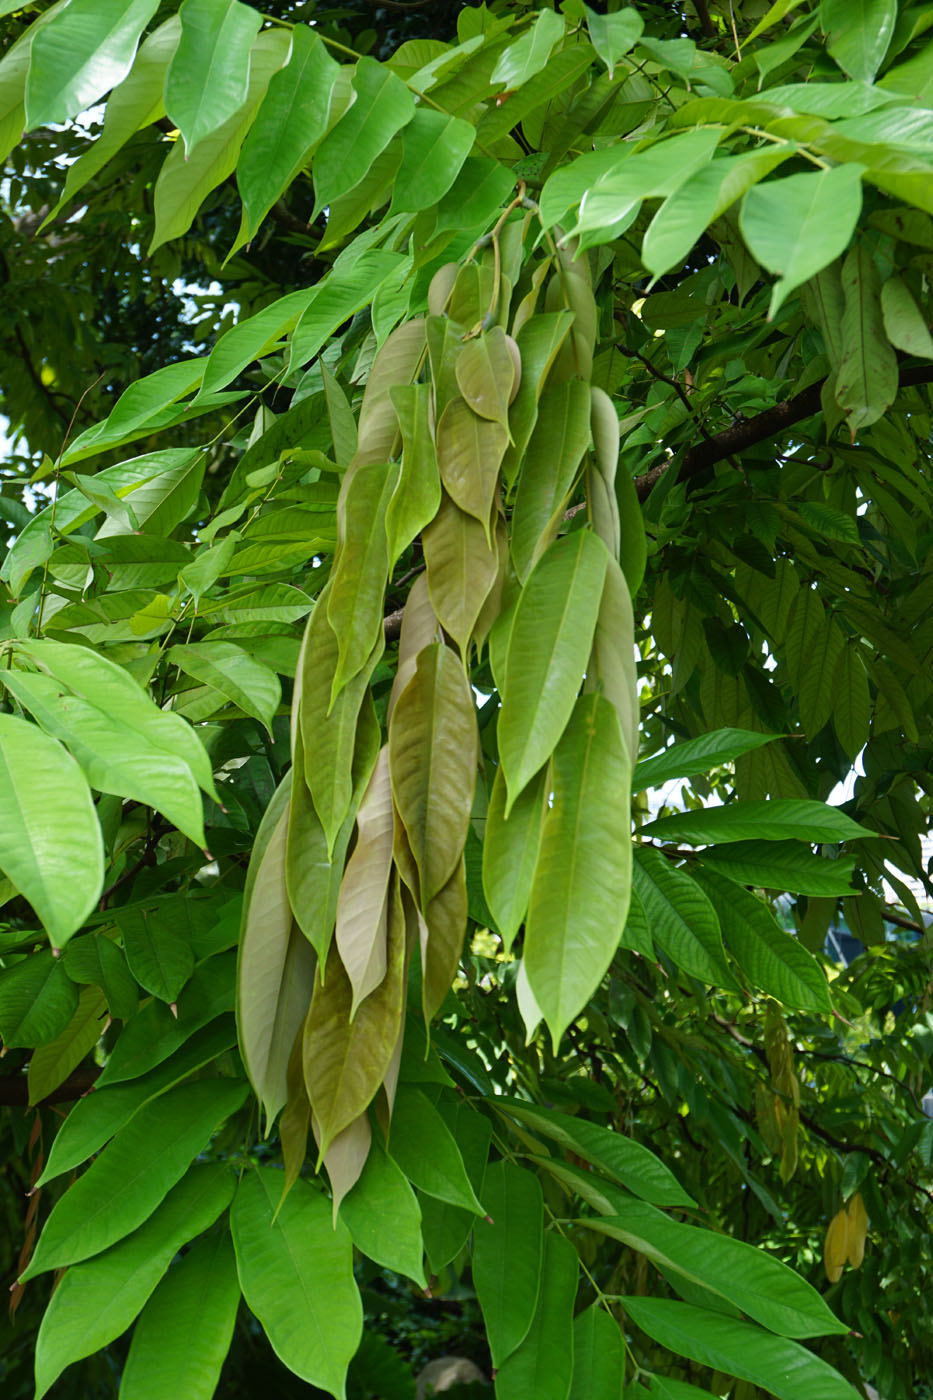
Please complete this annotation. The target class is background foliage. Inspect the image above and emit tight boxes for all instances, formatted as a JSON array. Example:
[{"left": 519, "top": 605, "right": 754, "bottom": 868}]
[{"left": 1, "top": 1, "right": 932, "bottom": 1398}]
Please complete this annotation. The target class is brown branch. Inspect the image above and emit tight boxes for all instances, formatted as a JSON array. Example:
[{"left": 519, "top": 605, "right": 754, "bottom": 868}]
[
  {"left": 693, "top": 0, "right": 718, "bottom": 40},
  {"left": 0, "top": 1068, "right": 100, "bottom": 1107}
]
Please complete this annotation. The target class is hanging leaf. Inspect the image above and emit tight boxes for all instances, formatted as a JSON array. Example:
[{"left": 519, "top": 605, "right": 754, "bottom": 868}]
[
  {"left": 335, "top": 747, "right": 394, "bottom": 1016},
  {"left": 26, "top": 987, "right": 108, "bottom": 1107},
  {"left": 821, "top": 0, "right": 896, "bottom": 82},
  {"left": 164, "top": 0, "right": 262, "bottom": 156},
  {"left": 482, "top": 764, "right": 547, "bottom": 951},
  {"left": 456, "top": 327, "right": 516, "bottom": 432},
  {"left": 632, "top": 849, "right": 737, "bottom": 989},
  {"left": 118, "top": 1233, "right": 240, "bottom": 1400},
  {"left": 386, "top": 384, "right": 442, "bottom": 564},
  {"left": 510, "top": 380, "right": 592, "bottom": 581},
  {"left": 0, "top": 713, "right": 103, "bottom": 948},
  {"left": 232, "top": 1168, "right": 362, "bottom": 1399},
  {"left": 312, "top": 56, "right": 415, "bottom": 215},
  {"left": 524, "top": 693, "right": 633, "bottom": 1049},
  {"left": 390, "top": 106, "right": 475, "bottom": 214},
  {"left": 583, "top": 5, "right": 644, "bottom": 76},
  {"left": 473, "top": 1161, "right": 544, "bottom": 1367},
  {"left": 328, "top": 461, "right": 397, "bottom": 702},
  {"left": 389, "top": 1086, "right": 484, "bottom": 1214},
  {"left": 881, "top": 275, "right": 933, "bottom": 358},
  {"left": 494, "top": 1232, "right": 578, "bottom": 1400},
  {"left": 421, "top": 854, "right": 468, "bottom": 1023},
  {"left": 491, "top": 9, "right": 565, "bottom": 89},
  {"left": 35, "top": 1166, "right": 234, "bottom": 1400},
  {"left": 340, "top": 1139, "right": 426, "bottom": 1286},
  {"left": 24, "top": 0, "right": 159, "bottom": 130},
  {"left": 436, "top": 396, "right": 508, "bottom": 538},
  {"left": 498, "top": 531, "right": 609, "bottom": 813},
  {"left": 587, "top": 555, "right": 639, "bottom": 767},
  {"left": 835, "top": 244, "right": 899, "bottom": 434},
  {"left": 569, "top": 1306, "right": 625, "bottom": 1400},
  {"left": 389, "top": 642, "right": 478, "bottom": 908},
  {"left": 422, "top": 490, "right": 501, "bottom": 651}
]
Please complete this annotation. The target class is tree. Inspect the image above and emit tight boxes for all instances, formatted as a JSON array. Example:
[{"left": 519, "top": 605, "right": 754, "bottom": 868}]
[{"left": 0, "top": 1, "right": 932, "bottom": 1397}]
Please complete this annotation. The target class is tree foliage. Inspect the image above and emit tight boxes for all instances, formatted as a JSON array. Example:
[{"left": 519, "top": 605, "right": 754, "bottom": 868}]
[{"left": 1, "top": 2, "right": 932, "bottom": 1398}]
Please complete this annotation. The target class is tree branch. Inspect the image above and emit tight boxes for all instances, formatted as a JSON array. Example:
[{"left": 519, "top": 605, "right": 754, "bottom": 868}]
[
  {"left": 0, "top": 1068, "right": 100, "bottom": 1107},
  {"left": 692, "top": 0, "right": 718, "bottom": 39}
]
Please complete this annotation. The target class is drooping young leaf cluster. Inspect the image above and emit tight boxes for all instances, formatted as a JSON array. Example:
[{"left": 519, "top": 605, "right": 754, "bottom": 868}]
[{"left": 0, "top": 1, "right": 932, "bottom": 1398}]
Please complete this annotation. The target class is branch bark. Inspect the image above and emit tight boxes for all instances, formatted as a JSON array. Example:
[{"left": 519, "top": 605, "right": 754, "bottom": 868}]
[{"left": 0, "top": 1068, "right": 100, "bottom": 1107}]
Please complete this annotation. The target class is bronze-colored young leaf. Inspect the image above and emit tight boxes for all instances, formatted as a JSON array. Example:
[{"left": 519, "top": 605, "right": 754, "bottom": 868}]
[
  {"left": 327, "top": 460, "right": 398, "bottom": 703},
  {"left": 422, "top": 490, "right": 500, "bottom": 653},
  {"left": 588, "top": 383, "right": 621, "bottom": 558},
  {"left": 421, "top": 854, "right": 467, "bottom": 1024},
  {"left": 386, "top": 382, "right": 441, "bottom": 564},
  {"left": 436, "top": 397, "right": 508, "bottom": 540},
  {"left": 389, "top": 642, "right": 477, "bottom": 907},
  {"left": 455, "top": 326, "right": 516, "bottom": 432},
  {"left": 354, "top": 317, "right": 427, "bottom": 466},
  {"left": 276, "top": 1027, "right": 311, "bottom": 1216},
  {"left": 336, "top": 746, "right": 394, "bottom": 1016},
  {"left": 314, "top": 1109, "right": 372, "bottom": 1220},
  {"left": 387, "top": 575, "right": 440, "bottom": 724},
  {"left": 511, "top": 379, "right": 591, "bottom": 580},
  {"left": 502, "top": 309, "right": 575, "bottom": 486}
]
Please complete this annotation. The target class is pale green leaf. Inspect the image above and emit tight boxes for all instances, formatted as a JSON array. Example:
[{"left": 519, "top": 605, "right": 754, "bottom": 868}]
[
  {"left": 327, "top": 461, "right": 396, "bottom": 701},
  {"left": 821, "top": 0, "right": 896, "bottom": 82},
  {"left": 170, "top": 642, "right": 281, "bottom": 733},
  {"left": 482, "top": 764, "right": 546, "bottom": 951},
  {"left": 335, "top": 746, "right": 394, "bottom": 1015},
  {"left": 386, "top": 383, "right": 441, "bottom": 564},
  {"left": 511, "top": 380, "right": 591, "bottom": 581},
  {"left": 583, "top": 5, "right": 643, "bottom": 76},
  {"left": 25, "top": 0, "right": 158, "bottom": 130},
  {"left": 491, "top": 9, "right": 564, "bottom": 89},
  {"left": 390, "top": 106, "right": 475, "bottom": 214},
  {"left": 0, "top": 713, "right": 103, "bottom": 948},
  {"left": 312, "top": 56, "right": 415, "bottom": 215},
  {"left": 164, "top": 0, "right": 263, "bottom": 155},
  {"left": 287, "top": 251, "right": 407, "bottom": 374}
]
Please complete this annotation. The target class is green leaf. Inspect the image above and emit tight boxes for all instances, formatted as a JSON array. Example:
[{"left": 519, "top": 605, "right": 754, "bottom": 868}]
[
  {"left": 498, "top": 531, "right": 609, "bottom": 812},
  {"left": 0, "top": 950, "right": 78, "bottom": 1048},
  {"left": 165, "top": 0, "right": 263, "bottom": 155},
  {"left": 570, "top": 1306, "right": 624, "bottom": 1400},
  {"left": 700, "top": 840, "right": 857, "bottom": 896},
  {"left": 493, "top": 1099, "right": 695, "bottom": 1207},
  {"left": 62, "top": 931, "right": 138, "bottom": 1021},
  {"left": 495, "top": 1231, "right": 578, "bottom": 1400},
  {"left": 695, "top": 867, "right": 832, "bottom": 1013},
  {"left": 35, "top": 1166, "right": 234, "bottom": 1400},
  {"left": 232, "top": 1167, "right": 362, "bottom": 1400},
  {"left": 23, "top": 1077, "right": 247, "bottom": 1278},
  {"left": 420, "top": 1100, "right": 491, "bottom": 1271},
  {"left": 634, "top": 729, "right": 781, "bottom": 790},
  {"left": 197, "top": 287, "right": 317, "bottom": 401},
  {"left": 62, "top": 373, "right": 205, "bottom": 464},
  {"left": 386, "top": 384, "right": 442, "bottom": 563},
  {"left": 170, "top": 642, "right": 281, "bottom": 733},
  {"left": 389, "top": 642, "right": 478, "bottom": 908},
  {"left": 524, "top": 694, "right": 632, "bottom": 1048},
  {"left": 116, "top": 906, "right": 195, "bottom": 1005},
  {"left": 833, "top": 646, "right": 872, "bottom": 758},
  {"left": 587, "top": 1203, "right": 846, "bottom": 1337},
  {"left": 422, "top": 490, "right": 501, "bottom": 651},
  {"left": 287, "top": 251, "right": 407, "bottom": 373},
  {"left": 619, "top": 1298, "right": 861, "bottom": 1400},
  {"left": 632, "top": 849, "right": 736, "bottom": 989},
  {"left": 583, "top": 5, "right": 643, "bottom": 76},
  {"left": 237, "top": 24, "right": 341, "bottom": 241},
  {"left": 511, "top": 380, "right": 592, "bottom": 581},
  {"left": 436, "top": 397, "right": 508, "bottom": 537},
  {"left": 327, "top": 461, "right": 396, "bottom": 701},
  {"left": 340, "top": 1139, "right": 426, "bottom": 1286},
  {"left": 27, "top": 988, "right": 108, "bottom": 1106},
  {"left": 335, "top": 747, "right": 394, "bottom": 1015},
  {"left": 784, "top": 589, "right": 844, "bottom": 735},
  {"left": 491, "top": 9, "right": 564, "bottom": 89},
  {"left": 0, "top": 713, "right": 103, "bottom": 947},
  {"left": 24, "top": 0, "right": 158, "bottom": 130},
  {"left": 835, "top": 243, "right": 899, "bottom": 433},
  {"left": 390, "top": 106, "right": 475, "bottom": 214},
  {"left": 473, "top": 1161, "right": 544, "bottom": 1367},
  {"left": 482, "top": 764, "right": 546, "bottom": 951},
  {"left": 587, "top": 554, "right": 639, "bottom": 767},
  {"left": 389, "top": 1086, "right": 485, "bottom": 1214},
  {"left": 641, "top": 799, "right": 868, "bottom": 845},
  {"left": 237, "top": 778, "right": 317, "bottom": 1130},
  {"left": 312, "top": 56, "right": 415, "bottom": 215},
  {"left": 38, "top": 1020, "right": 236, "bottom": 1185},
  {"left": 821, "top": 0, "right": 896, "bottom": 82},
  {"left": 881, "top": 274, "right": 933, "bottom": 357},
  {"left": 740, "top": 165, "right": 864, "bottom": 318},
  {"left": 118, "top": 1232, "right": 240, "bottom": 1400}
]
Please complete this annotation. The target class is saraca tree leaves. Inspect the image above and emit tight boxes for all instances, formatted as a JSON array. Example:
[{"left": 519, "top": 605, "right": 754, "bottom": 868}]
[
  {"left": 473, "top": 1161, "right": 544, "bottom": 1367},
  {"left": 494, "top": 1231, "right": 578, "bottom": 1400}
]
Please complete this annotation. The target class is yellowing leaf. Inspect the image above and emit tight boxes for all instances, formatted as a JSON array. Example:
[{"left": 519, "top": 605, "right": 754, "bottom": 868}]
[
  {"left": 846, "top": 1192, "right": 868, "bottom": 1267},
  {"left": 824, "top": 1207, "right": 849, "bottom": 1283}
]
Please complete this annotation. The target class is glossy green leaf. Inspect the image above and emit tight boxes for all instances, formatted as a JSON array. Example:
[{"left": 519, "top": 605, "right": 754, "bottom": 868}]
[
  {"left": 390, "top": 106, "right": 475, "bottom": 213},
  {"left": 641, "top": 799, "right": 868, "bottom": 845},
  {"left": 389, "top": 1086, "right": 484, "bottom": 1214},
  {"left": 24, "top": 1078, "right": 246, "bottom": 1278},
  {"left": 700, "top": 840, "right": 857, "bottom": 895},
  {"left": 494, "top": 1099, "right": 695, "bottom": 1207},
  {"left": 25, "top": 0, "right": 158, "bottom": 130},
  {"left": 0, "top": 713, "right": 103, "bottom": 947},
  {"left": 498, "top": 531, "right": 609, "bottom": 812},
  {"left": 38, "top": 1020, "right": 236, "bottom": 1185},
  {"left": 473, "top": 1161, "right": 544, "bottom": 1367},
  {"left": 312, "top": 56, "right": 415, "bottom": 214},
  {"left": 620, "top": 1298, "right": 861, "bottom": 1400},
  {"left": 634, "top": 729, "right": 781, "bottom": 790},
  {"left": 482, "top": 764, "right": 546, "bottom": 951},
  {"left": 835, "top": 243, "right": 899, "bottom": 433},
  {"left": 632, "top": 848, "right": 736, "bottom": 988},
  {"left": 165, "top": 0, "right": 262, "bottom": 155},
  {"left": 237, "top": 778, "right": 317, "bottom": 1130},
  {"left": 420, "top": 1100, "right": 491, "bottom": 1271},
  {"left": 570, "top": 1306, "right": 625, "bottom": 1400},
  {"left": 340, "top": 1139, "right": 426, "bottom": 1286},
  {"left": 237, "top": 24, "right": 341, "bottom": 240},
  {"left": 386, "top": 383, "right": 442, "bottom": 563},
  {"left": 739, "top": 164, "right": 863, "bottom": 318},
  {"left": 492, "top": 8, "right": 564, "bottom": 89},
  {"left": 35, "top": 1166, "right": 234, "bottom": 1400},
  {"left": 0, "top": 949, "right": 78, "bottom": 1048},
  {"left": 583, "top": 5, "right": 643, "bottom": 76},
  {"left": 822, "top": 0, "right": 896, "bottom": 81},
  {"left": 116, "top": 906, "right": 194, "bottom": 1006},
  {"left": 118, "top": 1232, "right": 240, "bottom": 1400},
  {"left": 287, "top": 251, "right": 406, "bottom": 373},
  {"left": 26, "top": 987, "right": 107, "bottom": 1106},
  {"left": 495, "top": 1231, "right": 578, "bottom": 1400},
  {"left": 511, "top": 380, "right": 592, "bottom": 580},
  {"left": 587, "top": 554, "right": 639, "bottom": 767},
  {"left": 389, "top": 642, "right": 478, "bottom": 908},
  {"left": 170, "top": 642, "right": 281, "bottom": 733},
  {"left": 695, "top": 867, "right": 832, "bottom": 1013},
  {"left": 587, "top": 1203, "right": 846, "bottom": 1337},
  {"left": 232, "top": 1168, "right": 362, "bottom": 1399},
  {"left": 62, "top": 931, "right": 138, "bottom": 1021},
  {"left": 524, "top": 693, "right": 632, "bottom": 1049}
]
